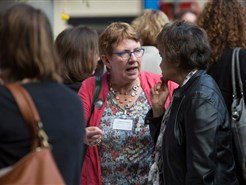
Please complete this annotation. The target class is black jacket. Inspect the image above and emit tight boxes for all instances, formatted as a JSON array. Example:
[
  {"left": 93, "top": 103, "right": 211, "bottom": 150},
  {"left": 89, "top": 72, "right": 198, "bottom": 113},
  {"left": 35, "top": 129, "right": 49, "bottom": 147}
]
[{"left": 146, "top": 70, "right": 238, "bottom": 185}]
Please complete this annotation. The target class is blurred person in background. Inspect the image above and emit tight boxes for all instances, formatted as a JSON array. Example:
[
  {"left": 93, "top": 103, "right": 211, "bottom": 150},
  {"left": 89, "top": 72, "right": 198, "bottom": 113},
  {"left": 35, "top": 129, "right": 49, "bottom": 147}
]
[
  {"left": 78, "top": 22, "right": 178, "bottom": 185},
  {"left": 0, "top": 4, "right": 85, "bottom": 185},
  {"left": 55, "top": 26, "right": 99, "bottom": 93},
  {"left": 132, "top": 9, "right": 169, "bottom": 74},
  {"left": 174, "top": 9, "right": 197, "bottom": 23},
  {"left": 197, "top": 0, "right": 246, "bottom": 184}
]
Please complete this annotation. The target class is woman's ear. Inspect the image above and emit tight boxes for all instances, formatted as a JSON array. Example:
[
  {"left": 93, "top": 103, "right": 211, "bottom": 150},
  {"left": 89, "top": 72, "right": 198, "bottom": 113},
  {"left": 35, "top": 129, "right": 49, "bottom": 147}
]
[{"left": 101, "top": 55, "right": 111, "bottom": 69}]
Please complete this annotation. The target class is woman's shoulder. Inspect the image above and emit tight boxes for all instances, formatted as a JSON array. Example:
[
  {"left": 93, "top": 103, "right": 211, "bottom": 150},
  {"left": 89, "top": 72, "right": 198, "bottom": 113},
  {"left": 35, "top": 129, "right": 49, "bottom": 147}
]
[
  {"left": 20, "top": 81, "right": 83, "bottom": 108},
  {"left": 0, "top": 81, "right": 84, "bottom": 121},
  {"left": 82, "top": 74, "right": 107, "bottom": 87},
  {"left": 0, "top": 85, "right": 13, "bottom": 107},
  {"left": 140, "top": 72, "right": 178, "bottom": 90},
  {"left": 82, "top": 76, "right": 97, "bottom": 84},
  {"left": 220, "top": 47, "right": 246, "bottom": 62}
]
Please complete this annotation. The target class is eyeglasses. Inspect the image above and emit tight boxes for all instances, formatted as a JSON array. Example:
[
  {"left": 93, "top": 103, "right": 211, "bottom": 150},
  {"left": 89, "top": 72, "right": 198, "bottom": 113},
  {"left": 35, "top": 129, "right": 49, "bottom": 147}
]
[{"left": 112, "top": 48, "right": 145, "bottom": 60}]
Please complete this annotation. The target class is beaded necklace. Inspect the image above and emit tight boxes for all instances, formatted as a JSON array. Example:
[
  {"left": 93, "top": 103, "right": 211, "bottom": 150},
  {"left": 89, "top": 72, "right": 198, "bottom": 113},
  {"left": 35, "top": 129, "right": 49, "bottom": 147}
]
[{"left": 109, "top": 80, "right": 140, "bottom": 111}]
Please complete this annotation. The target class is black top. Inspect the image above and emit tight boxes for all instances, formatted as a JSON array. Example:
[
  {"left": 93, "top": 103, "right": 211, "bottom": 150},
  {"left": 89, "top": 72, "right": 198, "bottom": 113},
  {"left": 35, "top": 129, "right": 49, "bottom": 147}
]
[
  {"left": 0, "top": 81, "right": 85, "bottom": 185},
  {"left": 65, "top": 81, "right": 83, "bottom": 93},
  {"left": 208, "top": 48, "right": 246, "bottom": 112},
  {"left": 208, "top": 48, "right": 246, "bottom": 185}
]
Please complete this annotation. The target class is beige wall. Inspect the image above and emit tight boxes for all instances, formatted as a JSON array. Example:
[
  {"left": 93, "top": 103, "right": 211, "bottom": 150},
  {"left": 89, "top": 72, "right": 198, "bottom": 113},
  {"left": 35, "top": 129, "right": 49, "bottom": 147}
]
[{"left": 54, "top": 0, "right": 143, "bottom": 38}]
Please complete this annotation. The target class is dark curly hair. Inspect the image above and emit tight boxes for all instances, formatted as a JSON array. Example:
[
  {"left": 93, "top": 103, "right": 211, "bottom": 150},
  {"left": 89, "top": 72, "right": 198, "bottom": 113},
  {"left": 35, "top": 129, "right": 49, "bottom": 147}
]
[{"left": 197, "top": 0, "right": 246, "bottom": 66}]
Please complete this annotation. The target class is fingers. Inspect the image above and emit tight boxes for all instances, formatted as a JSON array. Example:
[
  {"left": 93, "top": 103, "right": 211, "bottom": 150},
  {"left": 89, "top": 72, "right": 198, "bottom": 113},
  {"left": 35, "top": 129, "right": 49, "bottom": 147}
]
[
  {"left": 150, "top": 79, "right": 170, "bottom": 116},
  {"left": 85, "top": 127, "right": 103, "bottom": 146},
  {"left": 161, "top": 76, "right": 168, "bottom": 85},
  {"left": 86, "top": 126, "right": 103, "bottom": 133},
  {"left": 85, "top": 136, "right": 102, "bottom": 146},
  {"left": 90, "top": 137, "right": 102, "bottom": 146},
  {"left": 86, "top": 127, "right": 103, "bottom": 138},
  {"left": 151, "top": 82, "right": 162, "bottom": 95}
]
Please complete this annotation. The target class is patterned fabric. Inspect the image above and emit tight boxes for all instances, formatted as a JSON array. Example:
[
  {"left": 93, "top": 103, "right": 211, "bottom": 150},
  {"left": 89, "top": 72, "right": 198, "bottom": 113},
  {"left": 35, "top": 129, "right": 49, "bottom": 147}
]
[
  {"left": 147, "top": 100, "right": 173, "bottom": 185},
  {"left": 99, "top": 91, "right": 154, "bottom": 185},
  {"left": 148, "top": 70, "right": 198, "bottom": 184}
]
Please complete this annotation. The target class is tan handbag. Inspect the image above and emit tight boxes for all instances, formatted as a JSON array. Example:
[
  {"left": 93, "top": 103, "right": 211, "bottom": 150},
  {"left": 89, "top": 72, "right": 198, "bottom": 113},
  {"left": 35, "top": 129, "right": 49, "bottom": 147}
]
[{"left": 0, "top": 83, "right": 65, "bottom": 185}]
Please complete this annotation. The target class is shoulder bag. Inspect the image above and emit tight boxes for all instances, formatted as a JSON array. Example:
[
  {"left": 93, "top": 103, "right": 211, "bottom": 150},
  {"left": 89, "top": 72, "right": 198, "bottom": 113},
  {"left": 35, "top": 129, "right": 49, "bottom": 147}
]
[
  {"left": 231, "top": 47, "right": 246, "bottom": 180},
  {"left": 0, "top": 83, "right": 65, "bottom": 184}
]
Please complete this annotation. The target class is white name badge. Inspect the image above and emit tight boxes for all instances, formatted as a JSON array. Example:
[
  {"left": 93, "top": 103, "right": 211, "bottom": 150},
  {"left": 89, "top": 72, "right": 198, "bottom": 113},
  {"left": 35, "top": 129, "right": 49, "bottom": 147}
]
[{"left": 113, "top": 118, "right": 133, "bottom": 131}]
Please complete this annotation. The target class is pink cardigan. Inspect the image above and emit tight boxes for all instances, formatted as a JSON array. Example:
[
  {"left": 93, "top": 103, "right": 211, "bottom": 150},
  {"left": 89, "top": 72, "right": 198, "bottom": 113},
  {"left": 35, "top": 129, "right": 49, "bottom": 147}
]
[{"left": 78, "top": 72, "right": 178, "bottom": 185}]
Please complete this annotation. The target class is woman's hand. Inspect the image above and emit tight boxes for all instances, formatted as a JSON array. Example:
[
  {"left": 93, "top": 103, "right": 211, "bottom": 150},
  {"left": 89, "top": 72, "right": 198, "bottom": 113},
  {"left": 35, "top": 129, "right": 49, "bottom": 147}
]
[
  {"left": 151, "top": 77, "right": 169, "bottom": 117},
  {"left": 84, "top": 126, "right": 103, "bottom": 146}
]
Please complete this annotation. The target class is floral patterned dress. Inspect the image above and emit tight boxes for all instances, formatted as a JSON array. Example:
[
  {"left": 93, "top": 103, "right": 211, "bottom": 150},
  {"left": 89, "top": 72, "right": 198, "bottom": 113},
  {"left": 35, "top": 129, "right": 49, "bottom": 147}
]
[{"left": 99, "top": 91, "right": 154, "bottom": 185}]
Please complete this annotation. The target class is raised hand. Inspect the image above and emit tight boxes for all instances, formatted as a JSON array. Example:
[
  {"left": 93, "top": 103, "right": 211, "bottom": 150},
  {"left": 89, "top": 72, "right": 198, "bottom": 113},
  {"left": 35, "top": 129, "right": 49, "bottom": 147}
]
[{"left": 150, "top": 77, "right": 169, "bottom": 117}]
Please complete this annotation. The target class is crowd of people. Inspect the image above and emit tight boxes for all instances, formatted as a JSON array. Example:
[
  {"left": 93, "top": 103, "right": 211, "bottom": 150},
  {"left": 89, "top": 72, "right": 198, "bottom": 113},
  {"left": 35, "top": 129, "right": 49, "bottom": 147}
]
[{"left": 0, "top": 0, "right": 245, "bottom": 184}]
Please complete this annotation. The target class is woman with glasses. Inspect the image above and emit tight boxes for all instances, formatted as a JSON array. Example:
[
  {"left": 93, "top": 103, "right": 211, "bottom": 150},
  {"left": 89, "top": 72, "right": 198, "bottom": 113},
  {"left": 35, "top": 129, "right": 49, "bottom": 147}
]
[{"left": 78, "top": 22, "right": 178, "bottom": 185}]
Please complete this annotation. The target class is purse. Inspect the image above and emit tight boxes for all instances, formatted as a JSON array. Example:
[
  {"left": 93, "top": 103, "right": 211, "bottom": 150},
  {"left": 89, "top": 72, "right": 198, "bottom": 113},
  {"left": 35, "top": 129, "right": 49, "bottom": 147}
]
[
  {"left": 0, "top": 83, "right": 65, "bottom": 185},
  {"left": 231, "top": 48, "right": 246, "bottom": 180}
]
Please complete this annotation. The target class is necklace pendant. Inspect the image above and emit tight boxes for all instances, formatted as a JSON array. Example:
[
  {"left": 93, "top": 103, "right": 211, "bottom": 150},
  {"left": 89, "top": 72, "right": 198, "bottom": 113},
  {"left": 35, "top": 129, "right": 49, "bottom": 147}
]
[
  {"left": 131, "top": 92, "right": 136, "bottom": 97},
  {"left": 124, "top": 110, "right": 127, "bottom": 115},
  {"left": 132, "top": 85, "right": 139, "bottom": 91},
  {"left": 124, "top": 104, "right": 129, "bottom": 109}
]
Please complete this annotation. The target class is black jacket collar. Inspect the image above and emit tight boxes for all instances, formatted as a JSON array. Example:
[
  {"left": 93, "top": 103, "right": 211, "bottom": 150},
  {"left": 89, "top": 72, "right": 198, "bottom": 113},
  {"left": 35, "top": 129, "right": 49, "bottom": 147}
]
[{"left": 173, "top": 70, "right": 206, "bottom": 98}]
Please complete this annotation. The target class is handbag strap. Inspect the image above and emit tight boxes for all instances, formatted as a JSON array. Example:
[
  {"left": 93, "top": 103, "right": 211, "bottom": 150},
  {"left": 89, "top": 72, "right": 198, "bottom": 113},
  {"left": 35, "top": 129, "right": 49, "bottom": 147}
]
[
  {"left": 90, "top": 76, "right": 102, "bottom": 114},
  {"left": 232, "top": 48, "right": 244, "bottom": 99},
  {"left": 235, "top": 48, "right": 244, "bottom": 97},
  {"left": 5, "top": 83, "right": 50, "bottom": 150}
]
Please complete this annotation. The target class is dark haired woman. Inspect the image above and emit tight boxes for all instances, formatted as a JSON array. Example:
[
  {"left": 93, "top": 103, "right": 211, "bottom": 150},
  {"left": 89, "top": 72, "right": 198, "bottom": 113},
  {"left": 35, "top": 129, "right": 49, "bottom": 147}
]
[
  {"left": 146, "top": 20, "right": 238, "bottom": 185},
  {"left": 55, "top": 26, "right": 99, "bottom": 92}
]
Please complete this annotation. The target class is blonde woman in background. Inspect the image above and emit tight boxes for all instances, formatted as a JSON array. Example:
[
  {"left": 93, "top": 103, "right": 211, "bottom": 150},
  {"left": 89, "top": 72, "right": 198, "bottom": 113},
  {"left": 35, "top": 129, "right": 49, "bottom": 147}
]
[{"left": 132, "top": 9, "right": 169, "bottom": 74}]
